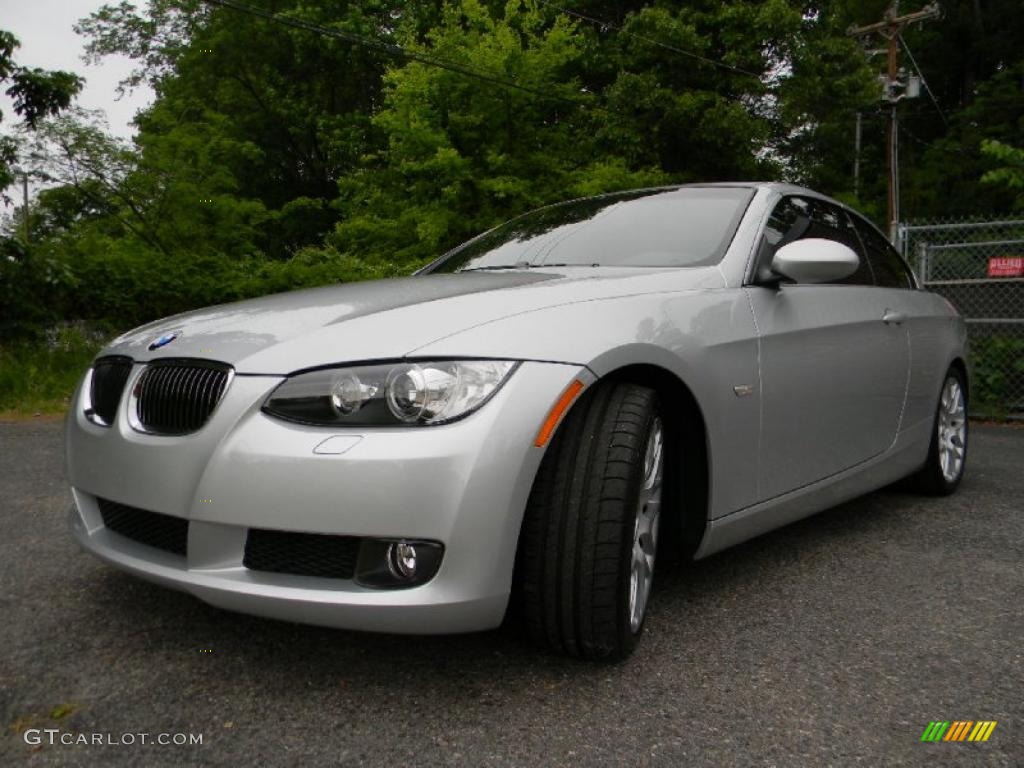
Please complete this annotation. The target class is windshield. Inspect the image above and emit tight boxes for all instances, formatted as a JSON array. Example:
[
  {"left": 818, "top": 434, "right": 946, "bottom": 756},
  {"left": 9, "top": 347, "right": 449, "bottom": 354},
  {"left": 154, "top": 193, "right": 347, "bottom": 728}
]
[{"left": 425, "top": 186, "right": 754, "bottom": 273}]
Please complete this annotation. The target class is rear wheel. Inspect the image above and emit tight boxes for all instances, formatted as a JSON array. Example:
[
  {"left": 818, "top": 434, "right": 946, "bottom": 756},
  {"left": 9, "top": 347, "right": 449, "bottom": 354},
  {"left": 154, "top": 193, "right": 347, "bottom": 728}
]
[
  {"left": 910, "top": 367, "right": 968, "bottom": 495},
  {"left": 517, "top": 381, "right": 664, "bottom": 660}
]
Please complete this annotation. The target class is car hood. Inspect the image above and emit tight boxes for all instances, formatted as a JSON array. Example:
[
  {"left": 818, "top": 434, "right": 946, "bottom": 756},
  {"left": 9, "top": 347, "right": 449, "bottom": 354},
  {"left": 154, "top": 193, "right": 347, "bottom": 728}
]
[{"left": 102, "top": 266, "right": 725, "bottom": 373}]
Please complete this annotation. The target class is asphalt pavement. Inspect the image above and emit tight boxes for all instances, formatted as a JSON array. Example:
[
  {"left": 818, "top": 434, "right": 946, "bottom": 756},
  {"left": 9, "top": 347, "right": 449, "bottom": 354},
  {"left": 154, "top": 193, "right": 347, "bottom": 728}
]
[{"left": 1, "top": 419, "right": 1021, "bottom": 767}]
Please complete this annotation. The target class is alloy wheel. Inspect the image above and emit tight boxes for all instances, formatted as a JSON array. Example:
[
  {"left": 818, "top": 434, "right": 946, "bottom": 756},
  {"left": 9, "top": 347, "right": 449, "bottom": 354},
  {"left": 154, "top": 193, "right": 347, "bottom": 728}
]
[
  {"left": 629, "top": 417, "right": 664, "bottom": 632},
  {"left": 937, "top": 376, "right": 967, "bottom": 483}
]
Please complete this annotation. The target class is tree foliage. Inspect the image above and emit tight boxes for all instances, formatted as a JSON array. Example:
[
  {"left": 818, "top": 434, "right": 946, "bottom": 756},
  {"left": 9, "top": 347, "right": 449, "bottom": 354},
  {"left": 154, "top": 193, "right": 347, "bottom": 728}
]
[
  {"left": 2, "top": 0, "right": 1022, "bottom": 342},
  {"left": 0, "top": 29, "right": 83, "bottom": 197},
  {"left": 981, "top": 140, "right": 1024, "bottom": 210}
]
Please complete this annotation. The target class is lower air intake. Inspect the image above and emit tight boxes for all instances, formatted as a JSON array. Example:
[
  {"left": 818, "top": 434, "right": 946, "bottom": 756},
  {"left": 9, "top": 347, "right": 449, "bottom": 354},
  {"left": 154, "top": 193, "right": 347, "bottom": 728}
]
[
  {"left": 243, "top": 529, "right": 360, "bottom": 579},
  {"left": 97, "top": 497, "right": 188, "bottom": 556}
]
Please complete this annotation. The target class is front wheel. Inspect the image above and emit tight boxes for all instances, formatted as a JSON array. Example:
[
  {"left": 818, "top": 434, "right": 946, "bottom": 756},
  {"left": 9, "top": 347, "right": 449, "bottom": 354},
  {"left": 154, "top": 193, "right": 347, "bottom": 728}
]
[
  {"left": 910, "top": 367, "right": 968, "bottom": 495},
  {"left": 517, "top": 381, "right": 664, "bottom": 660}
]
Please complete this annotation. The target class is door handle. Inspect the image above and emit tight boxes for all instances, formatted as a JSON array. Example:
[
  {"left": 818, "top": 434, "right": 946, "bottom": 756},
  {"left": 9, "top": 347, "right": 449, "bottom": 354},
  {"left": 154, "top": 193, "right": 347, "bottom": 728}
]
[{"left": 882, "top": 309, "right": 906, "bottom": 325}]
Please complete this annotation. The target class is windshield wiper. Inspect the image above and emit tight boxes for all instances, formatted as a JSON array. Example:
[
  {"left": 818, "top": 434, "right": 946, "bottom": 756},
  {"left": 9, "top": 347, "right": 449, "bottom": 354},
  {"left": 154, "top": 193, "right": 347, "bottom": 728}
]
[{"left": 459, "top": 262, "right": 593, "bottom": 272}]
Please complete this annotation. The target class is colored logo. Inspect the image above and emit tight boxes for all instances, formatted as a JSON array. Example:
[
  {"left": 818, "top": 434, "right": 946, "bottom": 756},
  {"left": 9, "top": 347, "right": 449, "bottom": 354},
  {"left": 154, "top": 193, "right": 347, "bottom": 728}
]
[
  {"left": 148, "top": 332, "right": 179, "bottom": 350},
  {"left": 920, "top": 721, "right": 997, "bottom": 742}
]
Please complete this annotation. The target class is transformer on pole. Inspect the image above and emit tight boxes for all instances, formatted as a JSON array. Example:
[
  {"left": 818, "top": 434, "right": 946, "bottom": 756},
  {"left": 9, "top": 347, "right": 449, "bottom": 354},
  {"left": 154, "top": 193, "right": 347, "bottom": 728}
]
[{"left": 848, "top": 2, "right": 941, "bottom": 242}]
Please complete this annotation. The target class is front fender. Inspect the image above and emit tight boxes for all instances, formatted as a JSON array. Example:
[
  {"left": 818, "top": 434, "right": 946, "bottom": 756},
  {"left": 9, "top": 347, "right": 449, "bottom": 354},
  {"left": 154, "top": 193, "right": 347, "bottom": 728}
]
[{"left": 411, "top": 290, "right": 763, "bottom": 518}]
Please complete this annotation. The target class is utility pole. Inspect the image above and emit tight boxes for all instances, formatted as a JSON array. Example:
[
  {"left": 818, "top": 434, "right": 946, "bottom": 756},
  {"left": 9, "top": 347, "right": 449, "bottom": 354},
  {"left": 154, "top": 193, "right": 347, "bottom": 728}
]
[
  {"left": 853, "top": 111, "right": 862, "bottom": 200},
  {"left": 22, "top": 171, "right": 30, "bottom": 245},
  {"left": 848, "top": 2, "right": 940, "bottom": 242}
]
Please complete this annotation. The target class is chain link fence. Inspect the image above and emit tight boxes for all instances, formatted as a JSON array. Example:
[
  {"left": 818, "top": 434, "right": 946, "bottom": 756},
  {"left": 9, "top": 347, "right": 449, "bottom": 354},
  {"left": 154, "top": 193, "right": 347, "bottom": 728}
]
[{"left": 899, "top": 219, "right": 1024, "bottom": 419}]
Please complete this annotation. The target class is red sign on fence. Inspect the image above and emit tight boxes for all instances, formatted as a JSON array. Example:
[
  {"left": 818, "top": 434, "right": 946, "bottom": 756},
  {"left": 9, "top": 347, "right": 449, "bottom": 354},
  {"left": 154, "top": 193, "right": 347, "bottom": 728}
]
[{"left": 987, "top": 256, "right": 1024, "bottom": 278}]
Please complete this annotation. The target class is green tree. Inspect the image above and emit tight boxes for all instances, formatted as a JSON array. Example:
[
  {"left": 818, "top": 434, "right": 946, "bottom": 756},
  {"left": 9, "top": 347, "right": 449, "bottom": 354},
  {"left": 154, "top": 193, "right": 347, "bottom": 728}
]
[
  {"left": 841, "top": 0, "right": 1024, "bottom": 220},
  {"left": 981, "top": 139, "right": 1024, "bottom": 210},
  {"left": 0, "top": 30, "right": 83, "bottom": 199},
  {"left": 328, "top": 0, "right": 876, "bottom": 264},
  {"left": 13, "top": 0, "right": 1017, "bottom": 344},
  {"left": 329, "top": 0, "right": 667, "bottom": 266},
  {"left": 77, "top": 0, "right": 443, "bottom": 259}
]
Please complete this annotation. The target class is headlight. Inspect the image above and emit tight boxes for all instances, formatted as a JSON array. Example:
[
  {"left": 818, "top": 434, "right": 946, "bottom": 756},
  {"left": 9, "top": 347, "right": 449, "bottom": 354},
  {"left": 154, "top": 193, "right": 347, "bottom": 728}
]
[{"left": 262, "top": 360, "right": 520, "bottom": 426}]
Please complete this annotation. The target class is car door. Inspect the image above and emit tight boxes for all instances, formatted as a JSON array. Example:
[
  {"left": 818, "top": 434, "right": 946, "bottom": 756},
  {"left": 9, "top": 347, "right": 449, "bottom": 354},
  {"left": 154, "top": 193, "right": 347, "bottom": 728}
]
[
  {"left": 745, "top": 196, "right": 910, "bottom": 500},
  {"left": 848, "top": 211, "right": 936, "bottom": 427}
]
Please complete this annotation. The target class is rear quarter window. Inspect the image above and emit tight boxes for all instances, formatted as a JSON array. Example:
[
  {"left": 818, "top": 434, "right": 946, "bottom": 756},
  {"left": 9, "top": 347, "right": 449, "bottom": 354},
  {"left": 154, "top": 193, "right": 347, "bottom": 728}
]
[{"left": 852, "top": 217, "right": 915, "bottom": 289}]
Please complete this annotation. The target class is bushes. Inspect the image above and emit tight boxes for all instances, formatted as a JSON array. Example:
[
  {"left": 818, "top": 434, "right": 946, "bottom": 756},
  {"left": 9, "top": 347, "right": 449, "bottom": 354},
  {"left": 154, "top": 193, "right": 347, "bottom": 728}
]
[
  {"left": 0, "top": 235, "right": 416, "bottom": 347},
  {"left": 233, "top": 247, "right": 415, "bottom": 298},
  {"left": 0, "top": 324, "right": 105, "bottom": 415},
  {"left": 970, "top": 335, "right": 1024, "bottom": 416},
  {"left": 0, "top": 241, "right": 78, "bottom": 339},
  {"left": 0, "top": 234, "right": 417, "bottom": 415}
]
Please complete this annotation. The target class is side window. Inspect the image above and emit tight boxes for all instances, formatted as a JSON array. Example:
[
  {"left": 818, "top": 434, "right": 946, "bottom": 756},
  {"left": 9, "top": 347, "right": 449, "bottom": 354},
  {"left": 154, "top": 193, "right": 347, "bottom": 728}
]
[
  {"left": 764, "top": 196, "right": 810, "bottom": 247},
  {"left": 852, "top": 217, "right": 915, "bottom": 289},
  {"left": 761, "top": 196, "right": 874, "bottom": 286}
]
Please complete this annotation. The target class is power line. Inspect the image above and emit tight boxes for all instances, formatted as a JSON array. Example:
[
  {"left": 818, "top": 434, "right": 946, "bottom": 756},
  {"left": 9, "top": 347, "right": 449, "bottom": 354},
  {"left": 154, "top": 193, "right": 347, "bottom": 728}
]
[
  {"left": 898, "top": 34, "right": 948, "bottom": 127},
  {"left": 535, "top": 0, "right": 763, "bottom": 79},
  {"left": 201, "top": 0, "right": 601, "bottom": 112},
  {"left": 898, "top": 121, "right": 978, "bottom": 158},
  {"left": 847, "top": 2, "right": 941, "bottom": 239}
]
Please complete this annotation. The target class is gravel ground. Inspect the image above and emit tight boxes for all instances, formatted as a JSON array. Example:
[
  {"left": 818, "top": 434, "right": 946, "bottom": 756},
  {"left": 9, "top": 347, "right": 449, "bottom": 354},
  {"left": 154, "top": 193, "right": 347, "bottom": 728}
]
[{"left": 1, "top": 419, "right": 1020, "bottom": 767}]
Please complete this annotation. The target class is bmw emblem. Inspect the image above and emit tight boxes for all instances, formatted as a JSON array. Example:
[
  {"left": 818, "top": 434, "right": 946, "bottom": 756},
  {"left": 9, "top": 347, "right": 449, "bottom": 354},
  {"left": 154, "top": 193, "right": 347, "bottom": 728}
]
[{"left": 148, "top": 331, "right": 180, "bottom": 351}]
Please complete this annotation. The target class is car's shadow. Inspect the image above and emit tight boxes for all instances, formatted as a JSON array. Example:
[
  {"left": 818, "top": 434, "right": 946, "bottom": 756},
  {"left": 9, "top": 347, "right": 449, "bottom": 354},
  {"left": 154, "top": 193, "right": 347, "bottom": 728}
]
[{"left": 80, "top": 480, "right": 951, "bottom": 689}]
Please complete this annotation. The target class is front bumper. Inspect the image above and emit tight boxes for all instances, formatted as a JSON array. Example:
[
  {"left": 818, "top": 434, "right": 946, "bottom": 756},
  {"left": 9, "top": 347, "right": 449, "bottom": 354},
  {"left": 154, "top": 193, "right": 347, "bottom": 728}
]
[{"left": 67, "top": 360, "right": 589, "bottom": 634}]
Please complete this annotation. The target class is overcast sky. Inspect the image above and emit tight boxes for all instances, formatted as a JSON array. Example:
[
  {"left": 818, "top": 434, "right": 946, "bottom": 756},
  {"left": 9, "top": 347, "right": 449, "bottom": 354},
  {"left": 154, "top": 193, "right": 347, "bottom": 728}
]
[{"left": 1, "top": 0, "right": 154, "bottom": 139}]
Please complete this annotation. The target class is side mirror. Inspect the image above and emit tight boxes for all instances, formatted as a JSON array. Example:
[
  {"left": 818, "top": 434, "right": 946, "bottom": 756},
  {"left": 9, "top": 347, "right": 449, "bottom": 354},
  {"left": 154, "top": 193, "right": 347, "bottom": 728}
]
[{"left": 770, "top": 238, "right": 860, "bottom": 284}]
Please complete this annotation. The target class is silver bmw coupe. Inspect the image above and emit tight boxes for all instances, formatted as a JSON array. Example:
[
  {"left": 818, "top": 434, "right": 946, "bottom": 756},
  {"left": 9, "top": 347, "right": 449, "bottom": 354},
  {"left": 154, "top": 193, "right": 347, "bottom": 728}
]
[{"left": 66, "top": 183, "right": 968, "bottom": 659}]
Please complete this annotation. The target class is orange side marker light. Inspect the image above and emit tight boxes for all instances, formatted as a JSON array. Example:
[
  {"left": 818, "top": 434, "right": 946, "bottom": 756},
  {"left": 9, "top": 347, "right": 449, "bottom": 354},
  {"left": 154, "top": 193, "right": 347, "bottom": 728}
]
[{"left": 534, "top": 380, "right": 585, "bottom": 447}]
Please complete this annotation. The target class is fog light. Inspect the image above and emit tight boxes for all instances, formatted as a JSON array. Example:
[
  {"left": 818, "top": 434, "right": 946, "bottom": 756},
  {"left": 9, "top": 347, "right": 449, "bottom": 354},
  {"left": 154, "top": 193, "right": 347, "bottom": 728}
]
[
  {"left": 354, "top": 538, "right": 444, "bottom": 589},
  {"left": 387, "top": 540, "right": 417, "bottom": 579}
]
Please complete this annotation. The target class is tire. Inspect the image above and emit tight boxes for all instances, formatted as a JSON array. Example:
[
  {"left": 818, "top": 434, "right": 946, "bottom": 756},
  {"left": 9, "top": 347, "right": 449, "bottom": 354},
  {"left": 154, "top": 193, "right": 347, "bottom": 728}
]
[
  {"left": 909, "top": 366, "right": 968, "bottom": 495},
  {"left": 517, "top": 380, "right": 664, "bottom": 660}
]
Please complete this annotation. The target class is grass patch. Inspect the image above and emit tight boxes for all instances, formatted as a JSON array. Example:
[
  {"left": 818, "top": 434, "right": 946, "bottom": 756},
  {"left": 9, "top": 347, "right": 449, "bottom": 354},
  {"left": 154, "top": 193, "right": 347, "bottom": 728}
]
[
  {"left": 0, "top": 326, "right": 107, "bottom": 416},
  {"left": 49, "top": 703, "right": 77, "bottom": 720}
]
